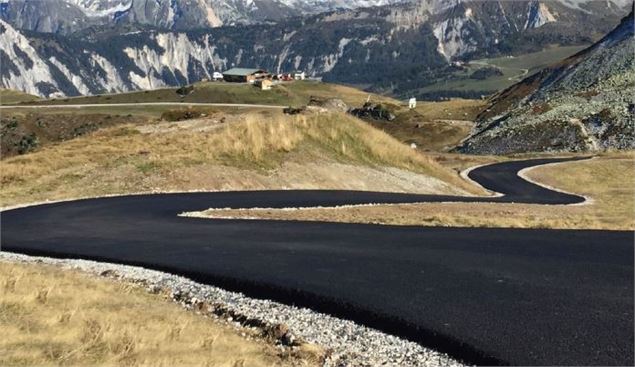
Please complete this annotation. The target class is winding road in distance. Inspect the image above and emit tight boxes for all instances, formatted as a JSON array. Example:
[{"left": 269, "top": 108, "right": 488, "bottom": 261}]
[{"left": 1, "top": 157, "right": 633, "bottom": 366}]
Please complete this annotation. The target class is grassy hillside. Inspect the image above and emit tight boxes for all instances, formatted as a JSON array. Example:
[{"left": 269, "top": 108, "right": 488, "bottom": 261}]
[
  {"left": 1, "top": 113, "right": 146, "bottom": 157},
  {"left": 0, "top": 100, "right": 484, "bottom": 161},
  {"left": 0, "top": 110, "right": 482, "bottom": 207},
  {"left": 481, "top": 45, "right": 590, "bottom": 76},
  {"left": 0, "top": 262, "right": 320, "bottom": 366},
  {"left": 24, "top": 81, "right": 397, "bottom": 108},
  {"left": 3, "top": 81, "right": 485, "bottom": 154},
  {"left": 0, "top": 89, "right": 40, "bottom": 105},
  {"left": 360, "top": 99, "right": 486, "bottom": 152}
]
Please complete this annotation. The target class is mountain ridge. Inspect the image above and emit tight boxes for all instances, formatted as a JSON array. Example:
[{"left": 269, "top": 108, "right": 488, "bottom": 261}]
[
  {"left": 0, "top": 0, "right": 407, "bottom": 33},
  {"left": 1, "top": 0, "right": 630, "bottom": 99}
]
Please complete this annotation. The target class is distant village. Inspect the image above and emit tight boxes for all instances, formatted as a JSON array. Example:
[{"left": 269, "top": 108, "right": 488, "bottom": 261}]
[
  {"left": 198, "top": 67, "right": 420, "bottom": 111},
  {"left": 204, "top": 68, "right": 307, "bottom": 91}
]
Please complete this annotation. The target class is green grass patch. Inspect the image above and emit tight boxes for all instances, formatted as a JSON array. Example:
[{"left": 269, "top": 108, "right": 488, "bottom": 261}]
[
  {"left": 0, "top": 89, "right": 40, "bottom": 105},
  {"left": 134, "top": 161, "right": 161, "bottom": 174}
]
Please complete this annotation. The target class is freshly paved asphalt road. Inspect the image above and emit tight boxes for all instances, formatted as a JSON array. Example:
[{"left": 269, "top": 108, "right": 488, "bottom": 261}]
[{"left": 1, "top": 158, "right": 633, "bottom": 365}]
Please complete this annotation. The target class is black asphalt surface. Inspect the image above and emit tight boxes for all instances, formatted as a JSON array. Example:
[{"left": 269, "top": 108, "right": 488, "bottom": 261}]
[{"left": 1, "top": 157, "right": 633, "bottom": 365}]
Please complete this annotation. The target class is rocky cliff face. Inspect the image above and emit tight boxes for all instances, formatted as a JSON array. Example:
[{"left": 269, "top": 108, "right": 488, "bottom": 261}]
[
  {"left": 427, "top": 0, "right": 630, "bottom": 61},
  {"left": 458, "top": 10, "right": 635, "bottom": 154},
  {"left": 0, "top": 20, "right": 131, "bottom": 97},
  {"left": 0, "top": 0, "right": 630, "bottom": 99},
  {"left": 0, "top": 0, "right": 406, "bottom": 33}
]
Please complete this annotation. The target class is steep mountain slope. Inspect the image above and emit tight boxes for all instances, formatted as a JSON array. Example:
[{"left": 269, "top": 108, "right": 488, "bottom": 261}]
[
  {"left": 0, "top": 1, "right": 629, "bottom": 98},
  {"left": 0, "top": 9, "right": 445, "bottom": 98},
  {"left": 0, "top": 0, "right": 405, "bottom": 33},
  {"left": 427, "top": 0, "right": 630, "bottom": 61},
  {"left": 458, "top": 10, "right": 634, "bottom": 154}
]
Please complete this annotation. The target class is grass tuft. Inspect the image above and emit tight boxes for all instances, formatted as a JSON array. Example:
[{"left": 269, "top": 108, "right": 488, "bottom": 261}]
[{"left": 0, "top": 262, "right": 319, "bottom": 366}]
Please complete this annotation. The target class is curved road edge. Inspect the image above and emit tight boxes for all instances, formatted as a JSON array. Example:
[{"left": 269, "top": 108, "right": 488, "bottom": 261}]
[
  {"left": 517, "top": 157, "right": 595, "bottom": 206},
  {"left": 466, "top": 156, "right": 589, "bottom": 205},
  {"left": 459, "top": 162, "right": 505, "bottom": 198},
  {"left": 1, "top": 156, "right": 618, "bottom": 366},
  {"left": 0, "top": 156, "right": 591, "bottom": 213}
]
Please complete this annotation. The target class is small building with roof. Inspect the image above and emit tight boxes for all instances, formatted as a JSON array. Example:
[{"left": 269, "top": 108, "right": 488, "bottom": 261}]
[{"left": 222, "top": 68, "right": 270, "bottom": 83}]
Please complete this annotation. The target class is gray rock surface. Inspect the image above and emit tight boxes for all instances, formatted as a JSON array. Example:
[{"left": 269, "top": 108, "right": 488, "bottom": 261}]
[
  {"left": 308, "top": 97, "right": 349, "bottom": 113},
  {"left": 458, "top": 10, "right": 635, "bottom": 154}
]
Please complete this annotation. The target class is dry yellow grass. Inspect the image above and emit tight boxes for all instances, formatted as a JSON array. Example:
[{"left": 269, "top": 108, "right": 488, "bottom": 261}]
[
  {"left": 279, "top": 81, "right": 400, "bottom": 107},
  {"left": 0, "top": 111, "right": 482, "bottom": 207},
  {"left": 365, "top": 99, "right": 488, "bottom": 153},
  {"left": 0, "top": 262, "right": 320, "bottom": 367},
  {"left": 189, "top": 153, "right": 635, "bottom": 230},
  {"left": 413, "top": 99, "right": 487, "bottom": 121},
  {"left": 521, "top": 152, "right": 635, "bottom": 229}
]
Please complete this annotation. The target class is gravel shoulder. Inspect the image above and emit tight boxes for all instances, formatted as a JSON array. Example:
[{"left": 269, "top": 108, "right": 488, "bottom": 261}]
[
  {"left": 0, "top": 252, "right": 462, "bottom": 367},
  {"left": 0, "top": 258, "right": 314, "bottom": 366}
]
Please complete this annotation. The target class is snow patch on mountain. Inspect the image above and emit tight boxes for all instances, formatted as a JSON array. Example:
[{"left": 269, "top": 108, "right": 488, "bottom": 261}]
[
  {"left": 39, "top": 0, "right": 410, "bottom": 31},
  {"left": 280, "top": 0, "right": 402, "bottom": 12},
  {"left": 65, "top": 0, "right": 132, "bottom": 18}
]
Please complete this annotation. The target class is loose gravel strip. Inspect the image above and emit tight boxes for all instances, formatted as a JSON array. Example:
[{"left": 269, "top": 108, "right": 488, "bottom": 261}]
[{"left": 1, "top": 251, "right": 463, "bottom": 367}]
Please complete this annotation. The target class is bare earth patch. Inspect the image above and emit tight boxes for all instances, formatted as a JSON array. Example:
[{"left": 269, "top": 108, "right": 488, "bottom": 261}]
[
  {"left": 0, "top": 262, "right": 321, "bottom": 367},
  {"left": 186, "top": 153, "right": 634, "bottom": 230}
]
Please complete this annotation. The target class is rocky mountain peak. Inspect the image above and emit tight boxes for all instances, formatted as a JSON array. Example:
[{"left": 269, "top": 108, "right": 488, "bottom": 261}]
[{"left": 0, "top": 0, "right": 410, "bottom": 34}]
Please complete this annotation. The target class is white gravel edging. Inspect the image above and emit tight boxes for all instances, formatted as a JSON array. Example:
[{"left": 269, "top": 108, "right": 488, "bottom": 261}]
[
  {"left": 0, "top": 251, "right": 463, "bottom": 367},
  {"left": 459, "top": 163, "right": 504, "bottom": 198},
  {"left": 180, "top": 202, "right": 430, "bottom": 219}
]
